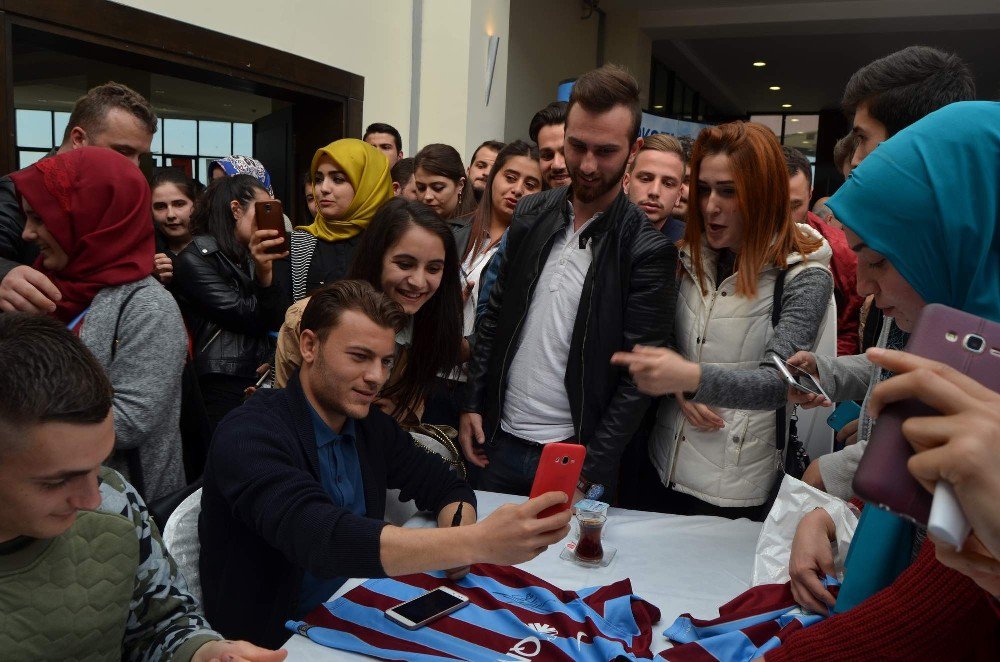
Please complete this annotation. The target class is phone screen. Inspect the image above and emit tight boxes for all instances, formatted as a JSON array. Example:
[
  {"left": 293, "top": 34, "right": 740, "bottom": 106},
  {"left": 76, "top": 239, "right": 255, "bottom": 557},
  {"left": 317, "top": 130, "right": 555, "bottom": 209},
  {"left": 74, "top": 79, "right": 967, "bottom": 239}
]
[
  {"left": 392, "top": 589, "right": 465, "bottom": 624},
  {"left": 772, "top": 355, "right": 829, "bottom": 399}
]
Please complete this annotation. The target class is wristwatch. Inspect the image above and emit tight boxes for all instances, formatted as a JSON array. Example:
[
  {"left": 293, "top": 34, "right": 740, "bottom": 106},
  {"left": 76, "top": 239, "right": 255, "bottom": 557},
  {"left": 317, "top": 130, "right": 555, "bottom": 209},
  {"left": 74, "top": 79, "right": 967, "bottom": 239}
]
[{"left": 577, "top": 477, "right": 605, "bottom": 501}]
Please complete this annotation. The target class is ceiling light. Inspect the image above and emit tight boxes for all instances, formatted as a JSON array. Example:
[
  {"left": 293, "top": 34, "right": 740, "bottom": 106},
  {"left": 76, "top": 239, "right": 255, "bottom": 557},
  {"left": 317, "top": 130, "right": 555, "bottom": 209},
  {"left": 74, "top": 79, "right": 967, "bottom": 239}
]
[
  {"left": 789, "top": 118, "right": 799, "bottom": 122},
  {"left": 753, "top": 61, "right": 766, "bottom": 67},
  {"left": 653, "top": 104, "right": 664, "bottom": 109},
  {"left": 769, "top": 86, "right": 781, "bottom": 91},
  {"left": 781, "top": 103, "right": 792, "bottom": 108}
]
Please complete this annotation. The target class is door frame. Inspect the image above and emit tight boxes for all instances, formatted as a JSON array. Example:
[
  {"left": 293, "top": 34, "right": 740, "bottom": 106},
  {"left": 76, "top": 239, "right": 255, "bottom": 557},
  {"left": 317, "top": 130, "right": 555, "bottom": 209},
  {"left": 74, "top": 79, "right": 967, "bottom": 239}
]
[{"left": 0, "top": 0, "right": 364, "bottom": 173}]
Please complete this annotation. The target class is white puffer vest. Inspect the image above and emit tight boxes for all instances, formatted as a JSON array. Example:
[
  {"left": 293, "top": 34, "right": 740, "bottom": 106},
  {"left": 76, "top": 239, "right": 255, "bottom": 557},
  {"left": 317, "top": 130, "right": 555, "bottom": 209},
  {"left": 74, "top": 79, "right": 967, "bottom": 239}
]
[{"left": 649, "top": 224, "right": 833, "bottom": 507}]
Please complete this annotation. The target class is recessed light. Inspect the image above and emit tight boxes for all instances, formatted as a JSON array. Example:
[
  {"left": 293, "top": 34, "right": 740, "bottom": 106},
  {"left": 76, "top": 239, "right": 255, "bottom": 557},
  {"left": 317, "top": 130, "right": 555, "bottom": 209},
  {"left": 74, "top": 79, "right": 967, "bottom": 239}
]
[
  {"left": 753, "top": 61, "right": 766, "bottom": 67},
  {"left": 790, "top": 118, "right": 800, "bottom": 123},
  {"left": 769, "top": 86, "right": 781, "bottom": 91},
  {"left": 653, "top": 104, "right": 664, "bottom": 109},
  {"left": 781, "top": 103, "right": 792, "bottom": 108}
]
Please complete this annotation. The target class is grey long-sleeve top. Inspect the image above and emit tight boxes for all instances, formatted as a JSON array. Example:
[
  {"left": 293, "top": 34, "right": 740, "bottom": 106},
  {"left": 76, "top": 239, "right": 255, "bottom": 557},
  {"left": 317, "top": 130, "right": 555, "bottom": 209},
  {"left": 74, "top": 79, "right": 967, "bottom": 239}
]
[{"left": 690, "top": 267, "right": 834, "bottom": 411}]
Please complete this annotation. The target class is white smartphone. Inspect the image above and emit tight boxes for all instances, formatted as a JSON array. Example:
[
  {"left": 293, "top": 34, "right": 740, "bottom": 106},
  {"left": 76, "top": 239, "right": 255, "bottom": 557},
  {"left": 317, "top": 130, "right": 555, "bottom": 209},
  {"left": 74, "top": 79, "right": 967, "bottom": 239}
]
[
  {"left": 383, "top": 587, "right": 470, "bottom": 630},
  {"left": 771, "top": 355, "right": 830, "bottom": 401}
]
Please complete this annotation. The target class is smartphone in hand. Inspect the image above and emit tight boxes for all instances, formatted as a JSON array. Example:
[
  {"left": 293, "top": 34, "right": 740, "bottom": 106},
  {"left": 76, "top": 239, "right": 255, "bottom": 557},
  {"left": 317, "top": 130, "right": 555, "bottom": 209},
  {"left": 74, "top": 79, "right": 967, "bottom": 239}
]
[
  {"left": 854, "top": 304, "right": 1000, "bottom": 529},
  {"left": 529, "top": 442, "right": 586, "bottom": 519},
  {"left": 254, "top": 200, "right": 289, "bottom": 255}
]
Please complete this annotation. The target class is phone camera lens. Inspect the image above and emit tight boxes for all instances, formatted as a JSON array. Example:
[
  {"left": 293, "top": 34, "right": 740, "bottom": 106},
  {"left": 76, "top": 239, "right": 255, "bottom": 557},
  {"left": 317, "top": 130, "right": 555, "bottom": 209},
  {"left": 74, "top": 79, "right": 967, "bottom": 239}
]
[
  {"left": 264, "top": 203, "right": 271, "bottom": 212},
  {"left": 964, "top": 334, "right": 985, "bottom": 353},
  {"left": 561, "top": 456, "right": 569, "bottom": 464}
]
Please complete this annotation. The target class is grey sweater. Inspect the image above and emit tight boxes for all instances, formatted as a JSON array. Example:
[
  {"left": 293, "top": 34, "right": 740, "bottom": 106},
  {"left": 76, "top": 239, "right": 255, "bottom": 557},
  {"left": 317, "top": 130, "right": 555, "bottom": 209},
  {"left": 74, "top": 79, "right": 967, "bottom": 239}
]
[
  {"left": 80, "top": 277, "right": 187, "bottom": 501},
  {"left": 691, "top": 267, "right": 835, "bottom": 410}
]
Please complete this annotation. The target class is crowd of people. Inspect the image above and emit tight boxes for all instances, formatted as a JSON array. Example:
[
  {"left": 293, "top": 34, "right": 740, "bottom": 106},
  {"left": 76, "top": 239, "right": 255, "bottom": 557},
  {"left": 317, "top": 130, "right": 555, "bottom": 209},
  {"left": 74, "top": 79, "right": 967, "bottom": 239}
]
[{"left": 0, "top": 43, "right": 997, "bottom": 660}]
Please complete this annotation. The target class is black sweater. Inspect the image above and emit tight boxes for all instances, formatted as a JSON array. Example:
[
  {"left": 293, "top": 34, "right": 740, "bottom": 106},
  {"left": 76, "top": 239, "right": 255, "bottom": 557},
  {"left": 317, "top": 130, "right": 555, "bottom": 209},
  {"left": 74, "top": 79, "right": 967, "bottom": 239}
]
[{"left": 198, "top": 372, "right": 476, "bottom": 647}]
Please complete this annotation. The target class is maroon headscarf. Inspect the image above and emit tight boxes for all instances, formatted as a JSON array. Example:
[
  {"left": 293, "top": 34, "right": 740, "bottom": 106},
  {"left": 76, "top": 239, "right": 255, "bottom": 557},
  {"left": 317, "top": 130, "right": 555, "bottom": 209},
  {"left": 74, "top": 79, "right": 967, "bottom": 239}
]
[{"left": 10, "top": 147, "right": 154, "bottom": 323}]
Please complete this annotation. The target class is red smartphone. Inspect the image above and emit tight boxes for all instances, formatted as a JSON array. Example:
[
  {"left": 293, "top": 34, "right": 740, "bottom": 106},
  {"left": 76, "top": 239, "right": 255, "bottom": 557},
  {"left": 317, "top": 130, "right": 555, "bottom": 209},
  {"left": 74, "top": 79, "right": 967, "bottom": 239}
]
[
  {"left": 853, "top": 304, "right": 1000, "bottom": 524},
  {"left": 254, "top": 200, "right": 288, "bottom": 255},
  {"left": 529, "top": 442, "right": 586, "bottom": 519}
]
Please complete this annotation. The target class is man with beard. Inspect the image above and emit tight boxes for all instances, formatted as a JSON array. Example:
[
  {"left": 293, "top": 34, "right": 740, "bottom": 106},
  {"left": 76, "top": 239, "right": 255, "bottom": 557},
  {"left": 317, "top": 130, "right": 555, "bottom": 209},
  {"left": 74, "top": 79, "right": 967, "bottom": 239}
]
[
  {"left": 460, "top": 65, "right": 676, "bottom": 500},
  {"left": 467, "top": 140, "right": 504, "bottom": 202}
]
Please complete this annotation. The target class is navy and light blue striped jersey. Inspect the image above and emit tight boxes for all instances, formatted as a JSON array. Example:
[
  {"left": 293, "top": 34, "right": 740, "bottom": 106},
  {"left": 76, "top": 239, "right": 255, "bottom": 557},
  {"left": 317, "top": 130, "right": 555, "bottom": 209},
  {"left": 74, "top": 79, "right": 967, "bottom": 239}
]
[{"left": 287, "top": 563, "right": 661, "bottom": 661}]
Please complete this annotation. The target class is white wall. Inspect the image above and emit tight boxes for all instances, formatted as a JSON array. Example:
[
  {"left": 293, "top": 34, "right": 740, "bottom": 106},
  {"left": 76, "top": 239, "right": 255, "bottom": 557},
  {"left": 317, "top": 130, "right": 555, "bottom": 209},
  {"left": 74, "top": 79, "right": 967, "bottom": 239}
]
[
  {"left": 113, "top": 0, "right": 414, "bottom": 143},
  {"left": 503, "top": 0, "right": 599, "bottom": 141},
  {"left": 464, "top": 0, "right": 511, "bottom": 160},
  {"left": 604, "top": 11, "right": 652, "bottom": 109}
]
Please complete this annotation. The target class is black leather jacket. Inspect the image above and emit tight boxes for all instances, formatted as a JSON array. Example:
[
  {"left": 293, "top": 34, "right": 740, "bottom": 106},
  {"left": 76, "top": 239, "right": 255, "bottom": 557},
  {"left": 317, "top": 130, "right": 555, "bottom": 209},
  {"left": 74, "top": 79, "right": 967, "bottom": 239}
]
[
  {"left": 172, "top": 235, "right": 291, "bottom": 379},
  {"left": 464, "top": 187, "right": 678, "bottom": 489},
  {"left": 0, "top": 175, "right": 38, "bottom": 283}
]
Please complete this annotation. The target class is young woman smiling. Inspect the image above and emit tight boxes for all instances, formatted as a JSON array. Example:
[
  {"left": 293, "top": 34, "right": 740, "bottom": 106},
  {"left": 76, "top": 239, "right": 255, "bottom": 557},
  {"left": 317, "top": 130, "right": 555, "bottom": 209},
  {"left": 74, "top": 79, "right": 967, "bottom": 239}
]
[
  {"left": 423, "top": 141, "right": 542, "bottom": 429},
  {"left": 613, "top": 121, "right": 833, "bottom": 519},
  {"left": 275, "top": 198, "right": 462, "bottom": 425},
  {"left": 151, "top": 168, "right": 202, "bottom": 285},
  {"left": 413, "top": 143, "right": 476, "bottom": 222},
  {"left": 291, "top": 139, "right": 393, "bottom": 300}
]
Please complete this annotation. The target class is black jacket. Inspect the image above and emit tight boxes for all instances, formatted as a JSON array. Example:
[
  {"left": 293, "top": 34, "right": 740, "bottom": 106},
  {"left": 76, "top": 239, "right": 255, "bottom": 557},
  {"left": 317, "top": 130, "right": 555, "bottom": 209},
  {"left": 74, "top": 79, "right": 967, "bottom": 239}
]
[
  {"left": 171, "top": 235, "right": 290, "bottom": 379},
  {"left": 464, "top": 187, "right": 678, "bottom": 489},
  {"left": 199, "top": 373, "right": 476, "bottom": 647},
  {"left": 0, "top": 175, "right": 38, "bottom": 283}
]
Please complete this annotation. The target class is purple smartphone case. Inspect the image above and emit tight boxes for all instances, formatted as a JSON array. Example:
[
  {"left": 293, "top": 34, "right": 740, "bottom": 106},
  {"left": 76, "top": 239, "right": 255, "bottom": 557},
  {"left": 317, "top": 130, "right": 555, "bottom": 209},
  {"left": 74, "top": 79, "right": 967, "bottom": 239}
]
[{"left": 853, "top": 304, "right": 1000, "bottom": 524}]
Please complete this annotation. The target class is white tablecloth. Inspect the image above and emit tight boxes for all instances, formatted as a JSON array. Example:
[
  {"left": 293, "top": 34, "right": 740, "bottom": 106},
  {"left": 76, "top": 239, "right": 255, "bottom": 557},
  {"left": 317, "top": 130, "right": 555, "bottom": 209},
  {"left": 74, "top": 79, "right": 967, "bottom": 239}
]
[{"left": 283, "top": 491, "right": 763, "bottom": 659}]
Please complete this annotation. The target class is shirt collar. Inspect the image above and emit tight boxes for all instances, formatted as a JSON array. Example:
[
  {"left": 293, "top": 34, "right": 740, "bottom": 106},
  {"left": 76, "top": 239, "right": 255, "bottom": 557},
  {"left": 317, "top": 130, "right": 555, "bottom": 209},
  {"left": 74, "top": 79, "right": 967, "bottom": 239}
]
[{"left": 305, "top": 397, "right": 356, "bottom": 448}]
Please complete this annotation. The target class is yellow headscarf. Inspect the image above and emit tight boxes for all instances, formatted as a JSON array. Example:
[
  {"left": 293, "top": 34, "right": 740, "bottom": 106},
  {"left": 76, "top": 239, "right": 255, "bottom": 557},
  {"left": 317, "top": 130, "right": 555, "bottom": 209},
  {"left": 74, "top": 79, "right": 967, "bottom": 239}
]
[{"left": 296, "top": 138, "right": 393, "bottom": 242}]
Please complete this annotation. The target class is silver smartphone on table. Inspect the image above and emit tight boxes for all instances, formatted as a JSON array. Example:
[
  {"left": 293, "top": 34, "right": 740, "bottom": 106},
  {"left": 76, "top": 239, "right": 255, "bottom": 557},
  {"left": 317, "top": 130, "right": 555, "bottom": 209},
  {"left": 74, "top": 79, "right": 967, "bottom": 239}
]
[{"left": 383, "top": 587, "right": 470, "bottom": 630}]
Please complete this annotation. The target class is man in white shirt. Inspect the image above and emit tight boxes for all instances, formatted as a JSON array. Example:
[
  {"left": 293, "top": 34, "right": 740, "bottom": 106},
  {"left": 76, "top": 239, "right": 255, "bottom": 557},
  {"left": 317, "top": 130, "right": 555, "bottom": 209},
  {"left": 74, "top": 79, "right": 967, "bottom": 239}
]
[{"left": 460, "top": 65, "right": 677, "bottom": 499}]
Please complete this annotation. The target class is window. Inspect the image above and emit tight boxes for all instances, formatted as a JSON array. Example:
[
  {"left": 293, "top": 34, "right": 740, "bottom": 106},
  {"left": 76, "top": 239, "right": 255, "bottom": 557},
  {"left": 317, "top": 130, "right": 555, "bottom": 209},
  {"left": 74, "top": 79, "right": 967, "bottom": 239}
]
[
  {"left": 750, "top": 113, "right": 820, "bottom": 159},
  {"left": 16, "top": 108, "right": 253, "bottom": 183}
]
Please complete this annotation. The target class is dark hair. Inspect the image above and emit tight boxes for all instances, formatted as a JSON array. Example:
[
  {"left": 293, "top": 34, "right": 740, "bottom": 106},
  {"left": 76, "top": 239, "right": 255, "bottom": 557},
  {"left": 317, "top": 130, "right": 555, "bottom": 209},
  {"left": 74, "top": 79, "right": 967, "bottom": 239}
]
[
  {"left": 676, "top": 135, "right": 696, "bottom": 163},
  {"left": 470, "top": 140, "right": 505, "bottom": 166},
  {"left": 463, "top": 140, "right": 539, "bottom": 263},
  {"left": 300, "top": 280, "right": 407, "bottom": 341},
  {"left": 191, "top": 174, "right": 267, "bottom": 264},
  {"left": 842, "top": 45, "right": 976, "bottom": 138},
  {"left": 529, "top": 101, "right": 568, "bottom": 144},
  {"left": 833, "top": 132, "right": 858, "bottom": 175},
  {"left": 567, "top": 64, "right": 642, "bottom": 141},
  {"left": 413, "top": 143, "right": 477, "bottom": 218},
  {"left": 364, "top": 122, "right": 403, "bottom": 153},
  {"left": 782, "top": 145, "right": 813, "bottom": 187},
  {"left": 391, "top": 157, "right": 415, "bottom": 186},
  {"left": 62, "top": 81, "right": 158, "bottom": 144},
  {"left": 347, "top": 198, "right": 463, "bottom": 418},
  {"left": 0, "top": 314, "right": 112, "bottom": 452},
  {"left": 150, "top": 168, "right": 203, "bottom": 204}
]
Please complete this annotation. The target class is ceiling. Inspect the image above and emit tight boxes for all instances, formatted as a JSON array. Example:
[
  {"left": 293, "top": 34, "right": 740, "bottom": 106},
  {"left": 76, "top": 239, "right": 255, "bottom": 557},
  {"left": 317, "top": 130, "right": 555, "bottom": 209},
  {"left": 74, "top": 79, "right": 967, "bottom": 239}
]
[{"left": 607, "top": 0, "right": 1000, "bottom": 115}]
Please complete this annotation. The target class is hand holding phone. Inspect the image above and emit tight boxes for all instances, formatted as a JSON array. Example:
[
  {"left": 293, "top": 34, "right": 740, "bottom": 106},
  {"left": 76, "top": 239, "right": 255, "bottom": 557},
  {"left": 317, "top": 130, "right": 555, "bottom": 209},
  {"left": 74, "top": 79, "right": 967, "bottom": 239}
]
[
  {"left": 529, "top": 443, "right": 586, "bottom": 518},
  {"left": 827, "top": 401, "right": 861, "bottom": 433},
  {"left": 254, "top": 200, "right": 289, "bottom": 255},
  {"left": 772, "top": 355, "right": 831, "bottom": 405},
  {"left": 855, "top": 304, "right": 1000, "bottom": 540}
]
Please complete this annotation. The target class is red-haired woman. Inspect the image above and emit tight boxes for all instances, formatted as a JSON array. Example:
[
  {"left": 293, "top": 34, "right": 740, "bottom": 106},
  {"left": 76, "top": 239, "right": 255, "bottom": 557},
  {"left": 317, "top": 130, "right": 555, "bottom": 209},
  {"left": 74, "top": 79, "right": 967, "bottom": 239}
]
[{"left": 613, "top": 121, "right": 834, "bottom": 519}]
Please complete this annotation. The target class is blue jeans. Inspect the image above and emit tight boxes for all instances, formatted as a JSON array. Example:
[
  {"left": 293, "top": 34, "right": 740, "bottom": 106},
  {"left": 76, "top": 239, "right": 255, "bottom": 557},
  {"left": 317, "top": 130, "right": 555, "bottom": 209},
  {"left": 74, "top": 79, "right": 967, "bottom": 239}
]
[{"left": 477, "top": 429, "right": 544, "bottom": 496}]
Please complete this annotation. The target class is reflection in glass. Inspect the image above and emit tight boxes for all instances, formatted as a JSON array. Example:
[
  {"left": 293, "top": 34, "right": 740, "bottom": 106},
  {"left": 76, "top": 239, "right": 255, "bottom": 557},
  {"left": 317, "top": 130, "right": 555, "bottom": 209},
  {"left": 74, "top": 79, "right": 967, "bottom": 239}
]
[
  {"left": 783, "top": 115, "right": 820, "bottom": 158},
  {"left": 749, "top": 115, "right": 783, "bottom": 138},
  {"left": 16, "top": 110, "right": 53, "bottom": 149}
]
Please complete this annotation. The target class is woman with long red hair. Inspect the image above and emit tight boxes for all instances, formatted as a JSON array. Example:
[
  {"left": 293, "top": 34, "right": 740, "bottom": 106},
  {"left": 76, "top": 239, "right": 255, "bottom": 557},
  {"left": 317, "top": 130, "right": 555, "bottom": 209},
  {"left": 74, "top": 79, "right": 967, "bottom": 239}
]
[{"left": 613, "top": 121, "right": 834, "bottom": 519}]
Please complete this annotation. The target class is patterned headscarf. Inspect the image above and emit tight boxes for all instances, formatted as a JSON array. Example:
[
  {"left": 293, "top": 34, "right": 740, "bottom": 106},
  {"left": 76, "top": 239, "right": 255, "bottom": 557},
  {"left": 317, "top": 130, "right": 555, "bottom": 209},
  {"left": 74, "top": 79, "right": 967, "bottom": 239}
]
[{"left": 209, "top": 155, "right": 274, "bottom": 197}]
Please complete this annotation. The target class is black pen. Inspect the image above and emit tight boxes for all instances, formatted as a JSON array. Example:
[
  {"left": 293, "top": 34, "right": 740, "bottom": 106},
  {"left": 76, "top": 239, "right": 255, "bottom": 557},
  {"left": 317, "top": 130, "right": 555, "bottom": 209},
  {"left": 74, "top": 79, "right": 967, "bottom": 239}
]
[{"left": 451, "top": 502, "right": 463, "bottom": 527}]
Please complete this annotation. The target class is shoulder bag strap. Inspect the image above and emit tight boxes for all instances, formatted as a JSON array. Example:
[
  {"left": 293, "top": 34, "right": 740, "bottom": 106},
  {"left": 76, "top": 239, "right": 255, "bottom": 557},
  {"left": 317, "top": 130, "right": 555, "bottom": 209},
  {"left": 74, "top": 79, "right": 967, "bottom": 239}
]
[{"left": 772, "top": 269, "right": 788, "bottom": 453}]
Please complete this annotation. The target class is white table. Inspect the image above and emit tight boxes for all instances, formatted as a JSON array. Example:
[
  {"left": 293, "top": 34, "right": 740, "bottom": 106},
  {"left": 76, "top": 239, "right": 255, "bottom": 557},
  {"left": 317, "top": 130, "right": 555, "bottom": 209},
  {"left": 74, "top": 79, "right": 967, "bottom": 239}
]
[{"left": 283, "top": 491, "right": 762, "bottom": 659}]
